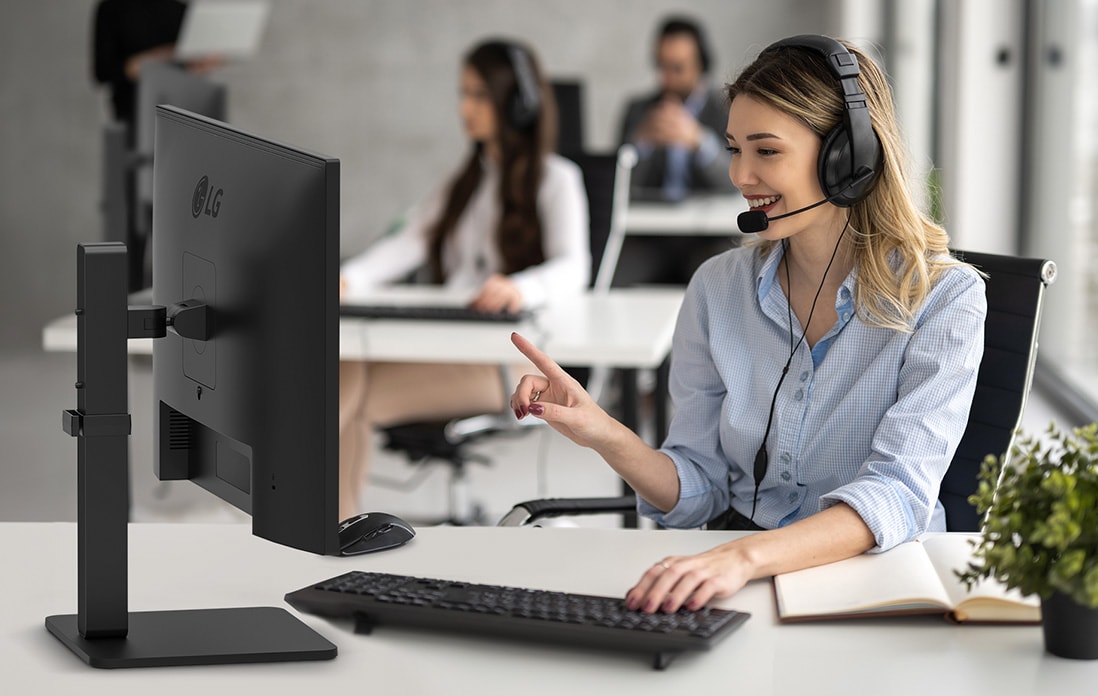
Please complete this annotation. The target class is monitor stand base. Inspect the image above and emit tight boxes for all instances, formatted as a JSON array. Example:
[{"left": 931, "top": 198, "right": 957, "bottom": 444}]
[{"left": 46, "top": 606, "right": 336, "bottom": 669}]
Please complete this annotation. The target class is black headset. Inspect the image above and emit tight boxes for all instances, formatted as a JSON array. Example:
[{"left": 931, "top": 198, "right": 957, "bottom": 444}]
[
  {"left": 504, "top": 43, "right": 541, "bottom": 130},
  {"left": 762, "top": 35, "right": 882, "bottom": 207}
]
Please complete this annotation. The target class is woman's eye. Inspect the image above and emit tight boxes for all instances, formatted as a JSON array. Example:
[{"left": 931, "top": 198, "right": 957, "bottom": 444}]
[
  {"left": 757, "top": 148, "right": 778, "bottom": 156},
  {"left": 725, "top": 145, "right": 741, "bottom": 155}
]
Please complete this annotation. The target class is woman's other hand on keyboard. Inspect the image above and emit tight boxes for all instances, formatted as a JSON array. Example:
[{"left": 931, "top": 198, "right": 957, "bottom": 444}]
[{"left": 470, "top": 274, "right": 523, "bottom": 313}]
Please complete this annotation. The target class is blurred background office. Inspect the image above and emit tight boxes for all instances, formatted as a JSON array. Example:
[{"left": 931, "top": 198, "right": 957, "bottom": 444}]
[{"left": 1, "top": 0, "right": 1094, "bottom": 523}]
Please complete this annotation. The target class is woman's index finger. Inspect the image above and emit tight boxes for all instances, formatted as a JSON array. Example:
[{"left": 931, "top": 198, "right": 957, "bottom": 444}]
[{"left": 510, "top": 332, "right": 570, "bottom": 380}]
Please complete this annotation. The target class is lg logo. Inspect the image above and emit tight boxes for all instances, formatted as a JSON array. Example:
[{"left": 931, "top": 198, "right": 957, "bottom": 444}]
[{"left": 191, "top": 175, "right": 224, "bottom": 219}]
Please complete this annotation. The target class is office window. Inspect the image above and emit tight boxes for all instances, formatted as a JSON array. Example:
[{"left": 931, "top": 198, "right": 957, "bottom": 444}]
[{"left": 1022, "top": 0, "right": 1098, "bottom": 419}]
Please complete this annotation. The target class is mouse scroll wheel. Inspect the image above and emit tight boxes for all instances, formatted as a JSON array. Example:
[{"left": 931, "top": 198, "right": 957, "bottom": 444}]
[{"left": 368, "top": 524, "right": 393, "bottom": 538}]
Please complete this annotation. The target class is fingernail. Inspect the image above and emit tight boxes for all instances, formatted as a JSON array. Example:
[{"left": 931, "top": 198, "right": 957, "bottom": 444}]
[
  {"left": 529, "top": 403, "right": 544, "bottom": 416},
  {"left": 662, "top": 600, "right": 676, "bottom": 613}
]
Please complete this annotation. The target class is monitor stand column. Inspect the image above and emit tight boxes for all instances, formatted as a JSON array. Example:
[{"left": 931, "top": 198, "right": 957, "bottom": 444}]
[{"left": 45, "top": 242, "right": 337, "bottom": 668}]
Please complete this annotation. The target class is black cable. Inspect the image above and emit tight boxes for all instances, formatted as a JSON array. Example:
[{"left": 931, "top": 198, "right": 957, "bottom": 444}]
[{"left": 749, "top": 213, "right": 852, "bottom": 523}]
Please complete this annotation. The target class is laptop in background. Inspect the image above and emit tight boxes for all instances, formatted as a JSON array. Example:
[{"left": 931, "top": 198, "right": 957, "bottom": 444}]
[{"left": 175, "top": 0, "right": 271, "bottom": 61}]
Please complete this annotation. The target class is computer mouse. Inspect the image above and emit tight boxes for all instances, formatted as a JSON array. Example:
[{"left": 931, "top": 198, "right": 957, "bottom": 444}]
[{"left": 338, "top": 511, "right": 416, "bottom": 556}]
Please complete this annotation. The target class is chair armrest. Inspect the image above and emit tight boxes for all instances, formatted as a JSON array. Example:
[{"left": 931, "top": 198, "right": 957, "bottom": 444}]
[{"left": 496, "top": 495, "right": 637, "bottom": 526}]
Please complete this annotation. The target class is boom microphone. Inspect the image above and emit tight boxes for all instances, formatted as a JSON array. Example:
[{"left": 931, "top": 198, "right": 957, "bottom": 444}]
[{"left": 736, "top": 167, "right": 875, "bottom": 234}]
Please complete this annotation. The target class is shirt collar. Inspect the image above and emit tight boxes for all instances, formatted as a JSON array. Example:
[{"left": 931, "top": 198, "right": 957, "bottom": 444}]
[
  {"left": 755, "top": 242, "right": 859, "bottom": 313},
  {"left": 683, "top": 82, "right": 710, "bottom": 115}
]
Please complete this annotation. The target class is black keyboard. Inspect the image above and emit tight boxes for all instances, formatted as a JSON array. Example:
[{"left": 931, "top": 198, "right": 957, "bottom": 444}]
[
  {"left": 340, "top": 304, "right": 531, "bottom": 323},
  {"left": 285, "top": 570, "right": 750, "bottom": 670}
]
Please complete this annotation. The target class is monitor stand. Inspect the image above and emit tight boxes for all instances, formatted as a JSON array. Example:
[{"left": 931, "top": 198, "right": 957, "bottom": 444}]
[{"left": 46, "top": 243, "right": 337, "bottom": 668}]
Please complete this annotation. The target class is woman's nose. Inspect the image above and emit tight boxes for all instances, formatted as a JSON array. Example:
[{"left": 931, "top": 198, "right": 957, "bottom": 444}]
[{"left": 729, "top": 157, "right": 755, "bottom": 190}]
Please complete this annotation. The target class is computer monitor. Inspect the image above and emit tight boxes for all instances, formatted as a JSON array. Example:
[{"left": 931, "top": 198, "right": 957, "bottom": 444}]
[
  {"left": 46, "top": 105, "right": 340, "bottom": 668},
  {"left": 152, "top": 105, "right": 340, "bottom": 556}
]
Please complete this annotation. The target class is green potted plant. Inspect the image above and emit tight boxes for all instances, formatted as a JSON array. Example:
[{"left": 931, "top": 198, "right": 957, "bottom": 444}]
[{"left": 958, "top": 423, "right": 1098, "bottom": 659}]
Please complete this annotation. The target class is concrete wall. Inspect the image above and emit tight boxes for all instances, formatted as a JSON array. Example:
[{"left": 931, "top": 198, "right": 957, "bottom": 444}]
[{"left": 0, "top": 0, "right": 836, "bottom": 351}]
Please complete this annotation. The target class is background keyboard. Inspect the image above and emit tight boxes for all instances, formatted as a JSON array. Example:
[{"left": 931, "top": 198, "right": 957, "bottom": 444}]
[
  {"left": 340, "top": 304, "right": 531, "bottom": 323},
  {"left": 286, "top": 570, "right": 750, "bottom": 670}
]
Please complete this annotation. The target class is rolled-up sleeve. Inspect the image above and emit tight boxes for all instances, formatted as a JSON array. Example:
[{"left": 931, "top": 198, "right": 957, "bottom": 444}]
[
  {"left": 821, "top": 268, "right": 987, "bottom": 550},
  {"left": 640, "top": 265, "right": 734, "bottom": 528}
]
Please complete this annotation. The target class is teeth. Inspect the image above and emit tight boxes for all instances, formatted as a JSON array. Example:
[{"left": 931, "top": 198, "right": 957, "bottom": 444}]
[{"left": 749, "top": 195, "right": 781, "bottom": 208}]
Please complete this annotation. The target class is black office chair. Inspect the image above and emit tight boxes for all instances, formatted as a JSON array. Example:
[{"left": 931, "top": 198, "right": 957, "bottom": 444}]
[
  {"left": 498, "top": 249, "right": 1057, "bottom": 532},
  {"left": 375, "top": 146, "right": 637, "bottom": 525},
  {"left": 551, "top": 80, "right": 585, "bottom": 157}
]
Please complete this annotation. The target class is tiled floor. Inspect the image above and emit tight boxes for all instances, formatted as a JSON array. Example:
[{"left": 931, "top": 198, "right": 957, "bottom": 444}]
[{"left": 0, "top": 346, "right": 1075, "bottom": 526}]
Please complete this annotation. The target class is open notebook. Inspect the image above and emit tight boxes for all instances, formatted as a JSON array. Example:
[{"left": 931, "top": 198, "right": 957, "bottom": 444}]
[{"left": 773, "top": 534, "right": 1040, "bottom": 624}]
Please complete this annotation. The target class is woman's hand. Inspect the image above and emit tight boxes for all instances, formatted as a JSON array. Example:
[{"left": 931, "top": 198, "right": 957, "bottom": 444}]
[
  {"left": 470, "top": 274, "right": 523, "bottom": 313},
  {"left": 625, "top": 542, "right": 755, "bottom": 614},
  {"left": 624, "top": 505, "right": 876, "bottom": 614},
  {"left": 509, "top": 332, "right": 620, "bottom": 449}
]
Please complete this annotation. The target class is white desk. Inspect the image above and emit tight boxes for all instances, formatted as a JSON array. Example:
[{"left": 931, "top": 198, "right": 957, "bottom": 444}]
[
  {"left": 625, "top": 193, "right": 747, "bottom": 237},
  {"left": 335, "top": 286, "right": 683, "bottom": 368},
  {"left": 5, "top": 523, "right": 1093, "bottom": 694},
  {"left": 41, "top": 287, "right": 683, "bottom": 371}
]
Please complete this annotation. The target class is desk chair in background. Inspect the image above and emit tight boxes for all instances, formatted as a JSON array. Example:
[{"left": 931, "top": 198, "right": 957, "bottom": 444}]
[
  {"left": 551, "top": 80, "right": 585, "bottom": 156},
  {"left": 375, "top": 146, "right": 637, "bottom": 526},
  {"left": 498, "top": 249, "right": 1057, "bottom": 532}
]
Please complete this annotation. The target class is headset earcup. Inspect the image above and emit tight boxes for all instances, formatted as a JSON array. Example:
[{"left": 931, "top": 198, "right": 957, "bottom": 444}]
[
  {"left": 508, "top": 93, "right": 537, "bottom": 130},
  {"left": 818, "top": 125, "right": 869, "bottom": 208}
]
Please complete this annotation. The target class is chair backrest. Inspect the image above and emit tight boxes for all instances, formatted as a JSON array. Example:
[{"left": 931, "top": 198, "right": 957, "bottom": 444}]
[
  {"left": 940, "top": 249, "right": 1057, "bottom": 531},
  {"left": 551, "top": 80, "right": 585, "bottom": 156},
  {"left": 562, "top": 146, "right": 636, "bottom": 291}
]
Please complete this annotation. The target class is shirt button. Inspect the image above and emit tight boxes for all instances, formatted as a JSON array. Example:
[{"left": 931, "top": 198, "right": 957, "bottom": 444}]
[
  {"left": 841, "top": 312, "right": 851, "bottom": 322},
  {"left": 788, "top": 492, "right": 798, "bottom": 503},
  {"left": 781, "top": 471, "right": 792, "bottom": 481},
  {"left": 799, "top": 371, "right": 809, "bottom": 382},
  {"left": 779, "top": 452, "right": 791, "bottom": 465},
  {"left": 794, "top": 388, "right": 804, "bottom": 401}
]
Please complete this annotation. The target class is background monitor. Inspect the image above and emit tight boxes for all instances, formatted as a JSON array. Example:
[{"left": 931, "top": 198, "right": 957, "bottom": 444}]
[{"left": 152, "top": 105, "right": 340, "bottom": 556}]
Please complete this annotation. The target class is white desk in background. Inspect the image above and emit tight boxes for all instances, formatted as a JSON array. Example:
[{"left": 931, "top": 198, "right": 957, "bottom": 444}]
[
  {"left": 5, "top": 522, "right": 1093, "bottom": 695},
  {"left": 42, "top": 286, "right": 681, "bottom": 369},
  {"left": 42, "top": 286, "right": 683, "bottom": 478},
  {"left": 624, "top": 192, "right": 747, "bottom": 237}
]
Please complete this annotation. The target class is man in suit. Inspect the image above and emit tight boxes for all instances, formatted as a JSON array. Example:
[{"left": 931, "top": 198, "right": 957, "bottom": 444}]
[
  {"left": 614, "top": 16, "right": 735, "bottom": 285},
  {"left": 618, "top": 16, "right": 732, "bottom": 202}
]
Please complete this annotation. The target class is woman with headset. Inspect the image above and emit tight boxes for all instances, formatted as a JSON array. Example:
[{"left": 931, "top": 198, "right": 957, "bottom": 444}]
[
  {"left": 339, "top": 39, "right": 589, "bottom": 521},
  {"left": 510, "top": 36, "right": 986, "bottom": 612}
]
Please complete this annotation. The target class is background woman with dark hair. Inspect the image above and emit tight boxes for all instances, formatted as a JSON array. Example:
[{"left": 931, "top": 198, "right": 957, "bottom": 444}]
[{"left": 338, "top": 39, "right": 590, "bottom": 520}]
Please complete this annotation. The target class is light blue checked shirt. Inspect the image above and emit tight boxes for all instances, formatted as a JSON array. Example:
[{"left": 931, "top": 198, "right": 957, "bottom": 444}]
[{"left": 638, "top": 242, "right": 987, "bottom": 550}]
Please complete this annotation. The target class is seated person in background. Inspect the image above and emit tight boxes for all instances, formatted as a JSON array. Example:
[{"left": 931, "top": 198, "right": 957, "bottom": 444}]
[
  {"left": 92, "top": 0, "right": 221, "bottom": 136},
  {"left": 338, "top": 39, "right": 590, "bottom": 521},
  {"left": 511, "top": 35, "right": 986, "bottom": 613},
  {"left": 618, "top": 15, "right": 732, "bottom": 202},
  {"left": 614, "top": 15, "right": 736, "bottom": 286}
]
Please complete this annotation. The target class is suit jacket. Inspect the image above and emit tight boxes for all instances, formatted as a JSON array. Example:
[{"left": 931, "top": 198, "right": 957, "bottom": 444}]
[{"left": 618, "top": 87, "right": 733, "bottom": 198}]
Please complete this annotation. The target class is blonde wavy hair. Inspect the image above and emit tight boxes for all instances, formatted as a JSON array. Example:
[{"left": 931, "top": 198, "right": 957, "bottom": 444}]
[{"left": 728, "top": 38, "right": 961, "bottom": 331}]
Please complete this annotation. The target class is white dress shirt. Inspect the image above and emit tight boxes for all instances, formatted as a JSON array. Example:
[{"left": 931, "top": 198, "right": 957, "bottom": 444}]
[{"left": 341, "top": 153, "right": 590, "bottom": 308}]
